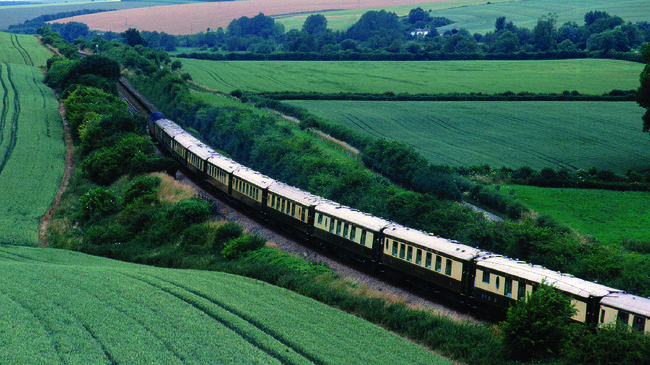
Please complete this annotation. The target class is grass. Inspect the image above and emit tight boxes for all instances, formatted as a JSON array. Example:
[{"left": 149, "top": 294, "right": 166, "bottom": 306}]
[
  {"left": 180, "top": 58, "right": 643, "bottom": 96},
  {"left": 0, "top": 245, "right": 452, "bottom": 364},
  {"left": 0, "top": 62, "right": 65, "bottom": 246},
  {"left": 288, "top": 100, "right": 649, "bottom": 174},
  {"left": 499, "top": 185, "right": 650, "bottom": 248},
  {"left": 275, "top": 0, "right": 650, "bottom": 33},
  {"left": 0, "top": 32, "right": 53, "bottom": 67}
]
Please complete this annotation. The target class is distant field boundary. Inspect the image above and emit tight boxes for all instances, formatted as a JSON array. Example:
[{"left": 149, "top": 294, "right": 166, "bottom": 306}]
[{"left": 258, "top": 91, "right": 637, "bottom": 101}]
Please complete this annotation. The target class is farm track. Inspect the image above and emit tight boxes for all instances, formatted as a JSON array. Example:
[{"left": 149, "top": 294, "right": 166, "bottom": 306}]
[
  {"left": 10, "top": 34, "right": 33, "bottom": 67},
  {"left": 0, "top": 63, "right": 20, "bottom": 176}
]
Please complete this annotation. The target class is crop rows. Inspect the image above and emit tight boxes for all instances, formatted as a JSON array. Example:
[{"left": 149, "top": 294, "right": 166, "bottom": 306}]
[
  {"left": 0, "top": 63, "right": 65, "bottom": 246},
  {"left": 289, "top": 100, "right": 649, "bottom": 174},
  {"left": 181, "top": 58, "right": 643, "bottom": 96},
  {"left": 0, "top": 246, "right": 450, "bottom": 364},
  {"left": 0, "top": 32, "right": 52, "bottom": 67}
]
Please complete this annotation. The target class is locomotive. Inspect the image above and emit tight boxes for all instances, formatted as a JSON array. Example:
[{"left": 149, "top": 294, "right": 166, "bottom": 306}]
[{"left": 148, "top": 112, "right": 650, "bottom": 332}]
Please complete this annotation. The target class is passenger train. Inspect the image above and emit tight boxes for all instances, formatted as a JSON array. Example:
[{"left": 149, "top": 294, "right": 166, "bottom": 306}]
[{"left": 148, "top": 113, "right": 650, "bottom": 332}]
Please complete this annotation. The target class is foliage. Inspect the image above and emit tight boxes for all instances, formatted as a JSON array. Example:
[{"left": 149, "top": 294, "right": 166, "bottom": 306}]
[
  {"left": 500, "top": 283, "right": 577, "bottom": 361},
  {"left": 563, "top": 322, "right": 650, "bottom": 364},
  {"left": 638, "top": 43, "right": 650, "bottom": 132},
  {"left": 79, "top": 187, "right": 120, "bottom": 221},
  {"left": 123, "top": 175, "right": 161, "bottom": 205},
  {"left": 221, "top": 234, "right": 266, "bottom": 260}
]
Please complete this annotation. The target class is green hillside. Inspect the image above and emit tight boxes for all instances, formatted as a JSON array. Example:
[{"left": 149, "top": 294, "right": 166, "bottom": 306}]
[
  {"left": 288, "top": 100, "right": 649, "bottom": 174},
  {"left": 0, "top": 32, "right": 54, "bottom": 67},
  {"left": 181, "top": 58, "right": 642, "bottom": 95},
  {"left": 0, "top": 62, "right": 65, "bottom": 246},
  {"left": 0, "top": 245, "right": 451, "bottom": 364},
  {"left": 277, "top": 0, "right": 650, "bottom": 33}
]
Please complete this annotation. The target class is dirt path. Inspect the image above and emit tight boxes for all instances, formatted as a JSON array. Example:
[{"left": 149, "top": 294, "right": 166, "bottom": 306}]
[{"left": 39, "top": 100, "right": 73, "bottom": 247}]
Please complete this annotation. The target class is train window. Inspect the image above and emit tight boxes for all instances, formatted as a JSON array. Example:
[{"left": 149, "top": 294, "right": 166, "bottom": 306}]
[
  {"left": 482, "top": 271, "right": 490, "bottom": 284},
  {"left": 505, "top": 278, "right": 512, "bottom": 297},
  {"left": 415, "top": 249, "right": 422, "bottom": 265},
  {"left": 495, "top": 276, "right": 500, "bottom": 290},
  {"left": 435, "top": 256, "right": 442, "bottom": 272},
  {"left": 445, "top": 259, "right": 452, "bottom": 275},
  {"left": 618, "top": 311, "right": 630, "bottom": 324},
  {"left": 301, "top": 208, "right": 306, "bottom": 222},
  {"left": 406, "top": 246, "right": 413, "bottom": 262},
  {"left": 600, "top": 309, "right": 605, "bottom": 324},
  {"left": 350, "top": 227, "right": 356, "bottom": 241},
  {"left": 399, "top": 244, "right": 405, "bottom": 259},
  {"left": 329, "top": 220, "right": 334, "bottom": 233},
  {"left": 336, "top": 221, "right": 341, "bottom": 235},
  {"left": 425, "top": 253, "right": 432, "bottom": 268},
  {"left": 360, "top": 231, "right": 366, "bottom": 246},
  {"left": 633, "top": 316, "right": 646, "bottom": 332},
  {"left": 317, "top": 214, "right": 323, "bottom": 225},
  {"left": 517, "top": 283, "right": 526, "bottom": 300},
  {"left": 392, "top": 241, "right": 398, "bottom": 256},
  {"left": 291, "top": 204, "right": 296, "bottom": 217},
  {"left": 343, "top": 223, "right": 348, "bottom": 238}
]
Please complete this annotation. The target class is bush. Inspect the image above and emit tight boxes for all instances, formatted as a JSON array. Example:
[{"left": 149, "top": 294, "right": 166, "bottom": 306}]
[
  {"left": 500, "top": 283, "right": 577, "bottom": 361},
  {"left": 212, "top": 222, "right": 244, "bottom": 249},
  {"left": 124, "top": 176, "right": 161, "bottom": 205},
  {"left": 79, "top": 187, "right": 120, "bottom": 221},
  {"left": 563, "top": 322, "right": 650, "bottom": 364},
  {"left": 222, "top": 234, "right": 266, "bottom": 260},
  {"left": 167, "top": 199, "right": 211, "bottom": 229},
  {"left": 180, "top": 224, "right": 214, "bottom": 253}
]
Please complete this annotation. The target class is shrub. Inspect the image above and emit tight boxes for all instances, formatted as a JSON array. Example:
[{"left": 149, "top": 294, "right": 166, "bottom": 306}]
[
  {"left": 212, "top": 222, "right": 244, "bottom": 249},
  {"left": 222, "top": 234, "right": 266, "bottom": 260},
  {"left": 167, "top": 199, "right": 211, "bottom": 229},
  {"left": 180, "top": 224, "right": 214, "bottom": 253},
  {"left": 124, "top": 176, "right": 161, "bottom": 205},
  {"left": 563, "top": 322, "right": 650, "bottom": 364},
  {"left": 79, "top": 187, "right": 120, "bottom": 221},
  {"left": 500, "top": 282, "right": 577, "bottom": 361}
]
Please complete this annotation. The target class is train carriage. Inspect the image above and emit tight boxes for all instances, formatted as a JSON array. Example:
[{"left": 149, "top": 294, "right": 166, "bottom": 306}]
[
  {"left": 474, "top": 255, "right": 619, "bottom": 324},
  {"left": 154, "top": 119, "right": 186, "bottom": 155},
  {"left": 232, "top": 167, "right": 274, "bottom": 212},
  {"left": 205, "top": 154, "right": 241, "bottom": 196},
  {"left": 170, "top": 133, "right": 196, "bottom": 165},
  {"left": 267, "top": 181, "right": 323, "bottom": 235},
  {"left": 185, "top": 140, "right": 214, "bottom": 176},
  {"left": 313, "top": 201, "right": 391, "bottom": 262},
  {"left": 381, "top": 225, "right": 483, "bottom": 293},
  {"left": 599, "top": 293, "right": 650, "bottom": 333}
]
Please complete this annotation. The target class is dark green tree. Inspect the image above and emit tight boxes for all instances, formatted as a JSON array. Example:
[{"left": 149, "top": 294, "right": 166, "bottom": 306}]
[
  {"left": 60, "top": 22, "right": 89, "bottom": 42},
  {"left": 302, "top": 14, "right": 327, "bottom": 35},
  {"left": 639, "top": 43, "right": 650, "bottom": 132},
  {"left": 533, "top": 13, "right": 557, "bottom": 51},
  {"left": 500, "top": 282, "right": 577, "bottom": 360},
  {"left": 122, "top": 28, "right": 148, "bottom": 47}
]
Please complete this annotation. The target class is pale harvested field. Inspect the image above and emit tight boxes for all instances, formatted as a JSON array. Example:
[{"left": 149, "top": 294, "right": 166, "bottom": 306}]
[{"left": 50, "top": 0, "right": 456, "bottom": 35}]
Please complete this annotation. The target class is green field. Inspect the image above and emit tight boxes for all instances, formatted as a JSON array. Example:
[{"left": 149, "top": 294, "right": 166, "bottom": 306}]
[
  {"left": 0, "top": 32, "right": 53, "bottom": 67},
  {"left": 0, "top": 62, "right": 65, "bottom": 246},
  {"left": 0, "top": 245, "right": 450, "bottom": 364},
  {"left": 181, "top": 58, "right": 643, "bottom": 95},
  {"left": 499, "top": 185, "right": 650, "bottom": 247},
  {"left": 288, "top": 100, "right": 649, "bottom": 174},
  {"left": 276, "top": 0, "right": 650, "bottom": 33}
]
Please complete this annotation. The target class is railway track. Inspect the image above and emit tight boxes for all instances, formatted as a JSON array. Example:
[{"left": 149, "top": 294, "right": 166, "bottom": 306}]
[{"left": 117, "top": 79, "right": 481, "bottom": 321}]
